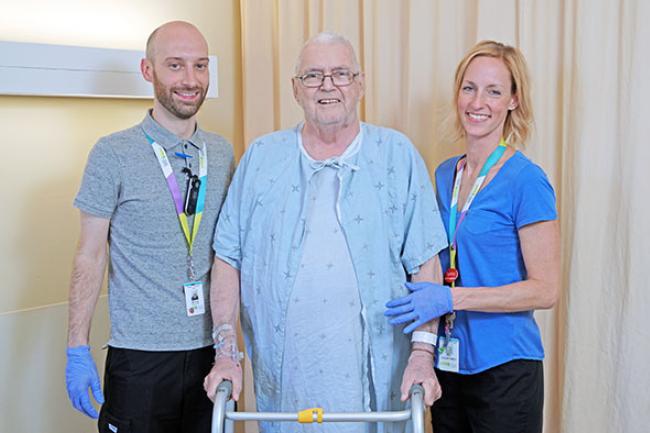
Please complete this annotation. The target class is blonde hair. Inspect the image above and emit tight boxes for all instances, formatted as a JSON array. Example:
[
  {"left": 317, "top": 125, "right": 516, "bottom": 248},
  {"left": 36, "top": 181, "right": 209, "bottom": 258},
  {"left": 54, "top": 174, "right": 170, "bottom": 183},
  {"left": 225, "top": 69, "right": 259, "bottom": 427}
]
[{"left": 452, "top": 40, "right": 533, "bottom": 146}]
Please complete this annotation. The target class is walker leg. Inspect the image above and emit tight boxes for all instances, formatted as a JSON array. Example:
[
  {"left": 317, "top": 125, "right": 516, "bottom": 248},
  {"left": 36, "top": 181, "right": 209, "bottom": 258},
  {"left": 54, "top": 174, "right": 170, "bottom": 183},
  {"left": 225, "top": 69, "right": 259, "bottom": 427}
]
[
  {"left": 224, "top": 399, "right": 235, "bottom": 433},
  {"left": 410, "top": 385, "right": 425, "bottom": 433}
]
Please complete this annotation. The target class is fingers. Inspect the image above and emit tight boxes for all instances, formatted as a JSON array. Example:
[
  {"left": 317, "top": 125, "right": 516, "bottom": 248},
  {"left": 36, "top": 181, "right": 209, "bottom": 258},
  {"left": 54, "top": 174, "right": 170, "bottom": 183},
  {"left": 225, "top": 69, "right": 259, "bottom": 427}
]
[
  {"left": 203, "top": 362, "right": 243, "bottom": 402},
  {"left": 384, "top": 302, "right": 414, "bottom": 316},
  {"left": 203, "top": 372, "right": 221, "bottom": 402},
  {"left": 400, "top": 377, "right": 413, "bottom": 402},
  {"left": 421, "top": 372, "right": 442, "bottom": 406},
  {"left": 403, "top": 318, "right": 425, "bottom": 334},
  {"left": 90, "top": 376, "right": 105, "bottom": 405},
  {"left": 203, "top": 381, "right": 216, "bottom": 402},
  {"left": 78, "top": 392, "right": 99, "bottom": 419},
  {"left": 203, "top": 366, "right": 218, "bottom": 401},
  {"left": 69, "top": 379, "right": 100, "bottom": 419},
  {"left": 385, "top": 296, "right": 411, "bottom": 309},
  {"left": 71, "top": 394, "right": 82, "bottom": 414},
  {"left": 422, "top": 380, "right": 435, "bottom": 406},
  {"left": 388, "top": 312, "right": 417, "bottom": 326},
  {"left": 432, "top": 381, "right": 442, "bottom": 403},
  {"left": 426, "top": 378, "right": 442, "bottom": 405}
]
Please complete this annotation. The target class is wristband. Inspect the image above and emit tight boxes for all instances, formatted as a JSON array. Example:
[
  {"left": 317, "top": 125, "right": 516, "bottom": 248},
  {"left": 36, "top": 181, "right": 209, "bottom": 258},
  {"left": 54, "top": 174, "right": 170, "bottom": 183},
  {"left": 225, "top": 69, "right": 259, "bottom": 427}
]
[
  {"left": 410, "top": 347, "right": 435, "bottom": 355},
  {"left": 411, "top": 331, "right": 437, "bottom": 346}
]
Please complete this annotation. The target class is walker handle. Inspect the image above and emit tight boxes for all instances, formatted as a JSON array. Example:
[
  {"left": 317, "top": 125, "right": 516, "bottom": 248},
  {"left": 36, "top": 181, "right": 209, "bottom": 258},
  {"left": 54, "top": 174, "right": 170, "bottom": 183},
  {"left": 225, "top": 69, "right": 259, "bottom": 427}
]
[{"left": 211, "top": 380, "right": 232, "bottom": 433}]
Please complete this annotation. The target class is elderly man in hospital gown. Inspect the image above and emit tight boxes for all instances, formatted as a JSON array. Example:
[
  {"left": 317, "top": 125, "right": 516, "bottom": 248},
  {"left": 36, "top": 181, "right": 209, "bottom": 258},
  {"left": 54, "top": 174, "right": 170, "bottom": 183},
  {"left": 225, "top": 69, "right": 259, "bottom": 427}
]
[{"left": 203, "top": 32, "right": 447, "bottom": 433}]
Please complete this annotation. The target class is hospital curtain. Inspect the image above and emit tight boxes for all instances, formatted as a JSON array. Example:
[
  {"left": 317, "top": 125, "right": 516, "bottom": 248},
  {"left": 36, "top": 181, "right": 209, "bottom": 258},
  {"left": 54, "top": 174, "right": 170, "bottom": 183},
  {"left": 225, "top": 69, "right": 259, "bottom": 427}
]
[{"left": 236, "top": 1, "right": 650, "bottom": 432}]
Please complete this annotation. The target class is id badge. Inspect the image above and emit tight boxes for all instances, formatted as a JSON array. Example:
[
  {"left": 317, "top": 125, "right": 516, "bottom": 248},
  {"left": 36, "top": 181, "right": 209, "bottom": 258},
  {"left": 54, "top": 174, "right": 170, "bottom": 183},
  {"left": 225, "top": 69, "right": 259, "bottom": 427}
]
[
  {"left": 437, "top": 337, "right": 460, "bottom": 373},
  {"left": 183, "top": 282, "right": 205, "bottom": 317}
]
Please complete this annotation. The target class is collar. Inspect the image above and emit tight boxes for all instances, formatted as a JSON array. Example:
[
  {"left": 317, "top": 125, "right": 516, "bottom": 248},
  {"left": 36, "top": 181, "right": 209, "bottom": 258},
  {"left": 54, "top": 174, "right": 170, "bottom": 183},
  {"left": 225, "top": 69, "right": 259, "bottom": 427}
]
[
  {"left": 297, "top": 122, "right": 362, "bottom": 172},
  {"left": 141, "top": 110, "right": 201, "bottom": 150}
]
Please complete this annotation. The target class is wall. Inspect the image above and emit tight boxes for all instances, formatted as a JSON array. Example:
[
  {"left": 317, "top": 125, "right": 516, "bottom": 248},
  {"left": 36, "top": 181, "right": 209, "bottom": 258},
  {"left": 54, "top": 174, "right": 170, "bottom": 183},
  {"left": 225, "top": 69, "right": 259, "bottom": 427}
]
[{"left": 0, "top": 1, "right": 242, "bottom": 432}]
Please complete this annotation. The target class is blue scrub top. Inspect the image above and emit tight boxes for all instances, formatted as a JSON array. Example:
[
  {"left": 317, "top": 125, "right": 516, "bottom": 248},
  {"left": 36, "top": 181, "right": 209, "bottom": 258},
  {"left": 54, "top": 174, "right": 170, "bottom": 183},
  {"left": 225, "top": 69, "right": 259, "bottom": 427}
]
[{"left": 434, "top": 151, "right": 557, "bottom": 374}]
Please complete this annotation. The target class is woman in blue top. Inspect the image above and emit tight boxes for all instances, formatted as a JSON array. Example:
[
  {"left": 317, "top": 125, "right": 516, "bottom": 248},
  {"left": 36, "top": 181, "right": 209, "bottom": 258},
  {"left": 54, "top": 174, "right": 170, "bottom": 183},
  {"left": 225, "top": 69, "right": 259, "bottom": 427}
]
[{"left": 385, "top": 41, "right": 560, "bottom": 433}]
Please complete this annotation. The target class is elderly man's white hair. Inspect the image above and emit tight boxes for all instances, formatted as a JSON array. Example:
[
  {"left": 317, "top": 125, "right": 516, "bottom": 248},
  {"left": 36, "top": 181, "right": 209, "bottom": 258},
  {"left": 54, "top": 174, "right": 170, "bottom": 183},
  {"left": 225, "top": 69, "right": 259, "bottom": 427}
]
[{"left": 294, "top": 32, "right": 361, "bottom": 75}]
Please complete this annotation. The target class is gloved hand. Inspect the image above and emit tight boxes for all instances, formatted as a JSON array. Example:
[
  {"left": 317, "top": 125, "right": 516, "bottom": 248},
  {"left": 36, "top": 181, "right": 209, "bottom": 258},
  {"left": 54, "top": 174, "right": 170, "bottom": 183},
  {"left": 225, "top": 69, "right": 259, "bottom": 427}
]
[
  {"left": 65, "top": 345, "right": 104, "bottom": 418},
  {"left": 384, "top": 282, "right": 453, "bottom": 333}
]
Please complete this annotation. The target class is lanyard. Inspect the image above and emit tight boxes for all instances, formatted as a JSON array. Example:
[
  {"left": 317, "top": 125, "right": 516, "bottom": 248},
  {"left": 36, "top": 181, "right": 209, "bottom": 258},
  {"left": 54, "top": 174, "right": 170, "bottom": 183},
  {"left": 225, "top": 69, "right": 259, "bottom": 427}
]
[
  {"left": 448, "top": 137, "right": 507, "bottom": 278},
  {"left": 144, "top": 132, "right": 207, "bottom": 278},
  {"left": 441, "top": 138, "right": 507, "bottom": 349}
]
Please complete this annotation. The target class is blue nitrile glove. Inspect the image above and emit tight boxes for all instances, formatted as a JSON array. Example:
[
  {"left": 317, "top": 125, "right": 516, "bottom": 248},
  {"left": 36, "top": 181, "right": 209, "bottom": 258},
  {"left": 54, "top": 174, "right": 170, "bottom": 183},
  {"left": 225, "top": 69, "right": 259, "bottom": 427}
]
[
  {"left": 384, "top": 282, "right": 453, "bottom": 334},
  {"left": 65, "top": 345, "right": 104, "bottom": 418}
]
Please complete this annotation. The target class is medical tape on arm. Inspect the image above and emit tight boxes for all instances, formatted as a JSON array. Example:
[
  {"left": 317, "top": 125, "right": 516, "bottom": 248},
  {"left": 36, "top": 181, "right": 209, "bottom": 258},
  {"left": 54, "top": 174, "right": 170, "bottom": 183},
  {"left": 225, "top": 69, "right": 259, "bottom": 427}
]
[{"left": 212, "top": 324, "right": 243, "bottom": 363}]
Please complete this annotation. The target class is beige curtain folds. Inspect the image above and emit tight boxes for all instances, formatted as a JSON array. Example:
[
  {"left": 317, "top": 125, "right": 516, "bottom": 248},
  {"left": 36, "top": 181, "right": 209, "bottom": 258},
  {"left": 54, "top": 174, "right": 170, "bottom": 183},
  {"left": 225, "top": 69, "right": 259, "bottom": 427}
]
[{"left": 237, "top": 1, "right": 650, "bottom": 432}]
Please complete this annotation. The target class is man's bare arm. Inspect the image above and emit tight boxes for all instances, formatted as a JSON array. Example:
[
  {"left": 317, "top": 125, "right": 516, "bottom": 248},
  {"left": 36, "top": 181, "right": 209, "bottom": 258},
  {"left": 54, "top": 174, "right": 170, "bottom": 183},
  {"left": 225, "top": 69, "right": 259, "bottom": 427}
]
[{"left": 67, "top": 212, "right": 110, "bottom": 347}]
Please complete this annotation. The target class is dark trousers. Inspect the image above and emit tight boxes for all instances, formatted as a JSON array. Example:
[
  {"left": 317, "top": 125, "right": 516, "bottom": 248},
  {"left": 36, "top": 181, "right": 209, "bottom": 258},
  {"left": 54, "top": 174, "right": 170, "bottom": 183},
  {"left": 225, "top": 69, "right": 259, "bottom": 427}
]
[
  {"left": 431, "top": 360, "right": 544, "bottom": 433},
  {"left": 98, "top": 346, "right": 214, "bottom": 433}
]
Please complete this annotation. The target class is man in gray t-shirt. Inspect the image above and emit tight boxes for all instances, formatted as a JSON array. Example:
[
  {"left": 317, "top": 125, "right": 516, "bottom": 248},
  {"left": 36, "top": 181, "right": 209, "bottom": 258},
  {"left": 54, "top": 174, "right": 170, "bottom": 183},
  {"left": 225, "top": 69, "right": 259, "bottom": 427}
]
[{"left": 65, "top": 21, "right": 233, "bottom": 433}]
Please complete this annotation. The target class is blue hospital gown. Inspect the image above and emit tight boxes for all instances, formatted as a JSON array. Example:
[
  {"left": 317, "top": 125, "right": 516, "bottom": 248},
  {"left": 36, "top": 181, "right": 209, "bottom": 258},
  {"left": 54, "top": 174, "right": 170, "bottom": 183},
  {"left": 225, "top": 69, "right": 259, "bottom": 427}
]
[
  {"left": 282, "top": 136, "right": 368, "bottom": 433},
  {"left": 213, "top": 123, "right": 447, "bottom": 433}
]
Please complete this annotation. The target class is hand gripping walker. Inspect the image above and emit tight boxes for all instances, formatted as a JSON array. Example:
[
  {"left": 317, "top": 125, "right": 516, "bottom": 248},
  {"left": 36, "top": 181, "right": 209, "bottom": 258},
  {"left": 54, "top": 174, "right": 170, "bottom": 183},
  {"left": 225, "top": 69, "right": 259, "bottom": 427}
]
[{"left": 211, "top": 380, "right": 425, "bottom": 433}]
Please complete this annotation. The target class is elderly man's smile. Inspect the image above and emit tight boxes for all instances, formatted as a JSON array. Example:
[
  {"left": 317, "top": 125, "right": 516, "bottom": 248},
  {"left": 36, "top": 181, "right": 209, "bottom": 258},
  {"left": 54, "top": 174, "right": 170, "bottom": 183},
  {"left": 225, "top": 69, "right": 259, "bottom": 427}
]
[{"left": 317, "top": 97, "right": 342, "bottom": 105}]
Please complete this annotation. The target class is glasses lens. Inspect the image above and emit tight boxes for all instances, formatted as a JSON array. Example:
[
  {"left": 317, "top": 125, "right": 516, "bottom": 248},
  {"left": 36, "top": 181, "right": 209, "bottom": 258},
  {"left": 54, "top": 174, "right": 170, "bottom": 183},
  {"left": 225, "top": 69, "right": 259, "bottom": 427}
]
[
  {"left": 331, "top": 71, "right": 353, "bottom": 86},
  {"left": 302, "top": 72, "right": 323, "bottom": 87}
]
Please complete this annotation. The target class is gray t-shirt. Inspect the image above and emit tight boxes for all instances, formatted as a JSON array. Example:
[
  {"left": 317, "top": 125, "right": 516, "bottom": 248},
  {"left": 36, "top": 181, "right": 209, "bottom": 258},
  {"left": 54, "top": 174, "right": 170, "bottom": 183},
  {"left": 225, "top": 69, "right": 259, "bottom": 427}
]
[{"left": 75, "top": 112, "right": 234, "bottom": 350}]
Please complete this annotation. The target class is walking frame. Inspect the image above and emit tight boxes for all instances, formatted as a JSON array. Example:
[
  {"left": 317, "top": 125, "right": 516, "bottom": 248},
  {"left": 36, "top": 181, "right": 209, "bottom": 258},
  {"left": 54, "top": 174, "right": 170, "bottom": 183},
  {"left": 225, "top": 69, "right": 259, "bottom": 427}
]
[{"left": 211, "top": 380, "right": 425, "bottom": 433}]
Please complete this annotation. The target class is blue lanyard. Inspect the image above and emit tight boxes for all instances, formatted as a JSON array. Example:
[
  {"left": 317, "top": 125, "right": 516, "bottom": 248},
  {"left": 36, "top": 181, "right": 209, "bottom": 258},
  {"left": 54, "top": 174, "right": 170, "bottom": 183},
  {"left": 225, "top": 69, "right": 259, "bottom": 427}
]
[{"left": 448, "top": 138, "right": 507, "bottom": 259}]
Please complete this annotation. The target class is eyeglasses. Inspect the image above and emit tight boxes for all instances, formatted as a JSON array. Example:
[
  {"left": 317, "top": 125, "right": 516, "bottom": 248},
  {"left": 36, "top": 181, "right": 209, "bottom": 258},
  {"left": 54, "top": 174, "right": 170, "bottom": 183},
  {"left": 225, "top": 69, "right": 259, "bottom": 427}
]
[{"left": 295, "top": 69, "right": 360, "bottom": 88}]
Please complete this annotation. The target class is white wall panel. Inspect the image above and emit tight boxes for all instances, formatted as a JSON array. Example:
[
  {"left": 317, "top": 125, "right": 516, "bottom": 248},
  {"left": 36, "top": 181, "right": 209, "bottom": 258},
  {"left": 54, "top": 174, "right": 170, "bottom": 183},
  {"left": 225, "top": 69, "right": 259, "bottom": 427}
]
[{"left": 0, "top": 41, "right": 218, "bottom": 99}]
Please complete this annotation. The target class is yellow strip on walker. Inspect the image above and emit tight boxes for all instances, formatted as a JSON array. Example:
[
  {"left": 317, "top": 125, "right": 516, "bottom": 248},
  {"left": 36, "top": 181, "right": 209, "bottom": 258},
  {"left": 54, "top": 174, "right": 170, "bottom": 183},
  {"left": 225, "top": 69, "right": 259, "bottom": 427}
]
[{"left": 297, "top": 407, "right": 324, "bottom": 423}]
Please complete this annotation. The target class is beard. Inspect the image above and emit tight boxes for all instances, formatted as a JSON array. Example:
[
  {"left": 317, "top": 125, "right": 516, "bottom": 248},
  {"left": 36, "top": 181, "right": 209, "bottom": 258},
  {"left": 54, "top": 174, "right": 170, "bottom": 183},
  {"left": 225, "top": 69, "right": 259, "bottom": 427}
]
[{"left": 153, "top": 76, "right": 208, "bottom": 120}]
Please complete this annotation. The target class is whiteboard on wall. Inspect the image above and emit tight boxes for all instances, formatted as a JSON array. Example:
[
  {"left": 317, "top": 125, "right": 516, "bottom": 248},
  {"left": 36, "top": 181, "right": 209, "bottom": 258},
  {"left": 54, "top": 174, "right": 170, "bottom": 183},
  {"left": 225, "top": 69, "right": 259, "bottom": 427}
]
[{"left": 0, "top": 41, "right": 218, "bottom": 99}]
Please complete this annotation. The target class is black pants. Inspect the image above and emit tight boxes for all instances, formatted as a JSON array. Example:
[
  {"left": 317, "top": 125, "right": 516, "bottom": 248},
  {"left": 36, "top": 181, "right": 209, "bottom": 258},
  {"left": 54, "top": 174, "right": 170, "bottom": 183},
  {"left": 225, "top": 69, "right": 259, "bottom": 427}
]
[
  {"left": 98, "top": 346, "right": 214, "bottom": 433},
  {"left": 431, "top": 360, "right": 544, "bottom": 433}
]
